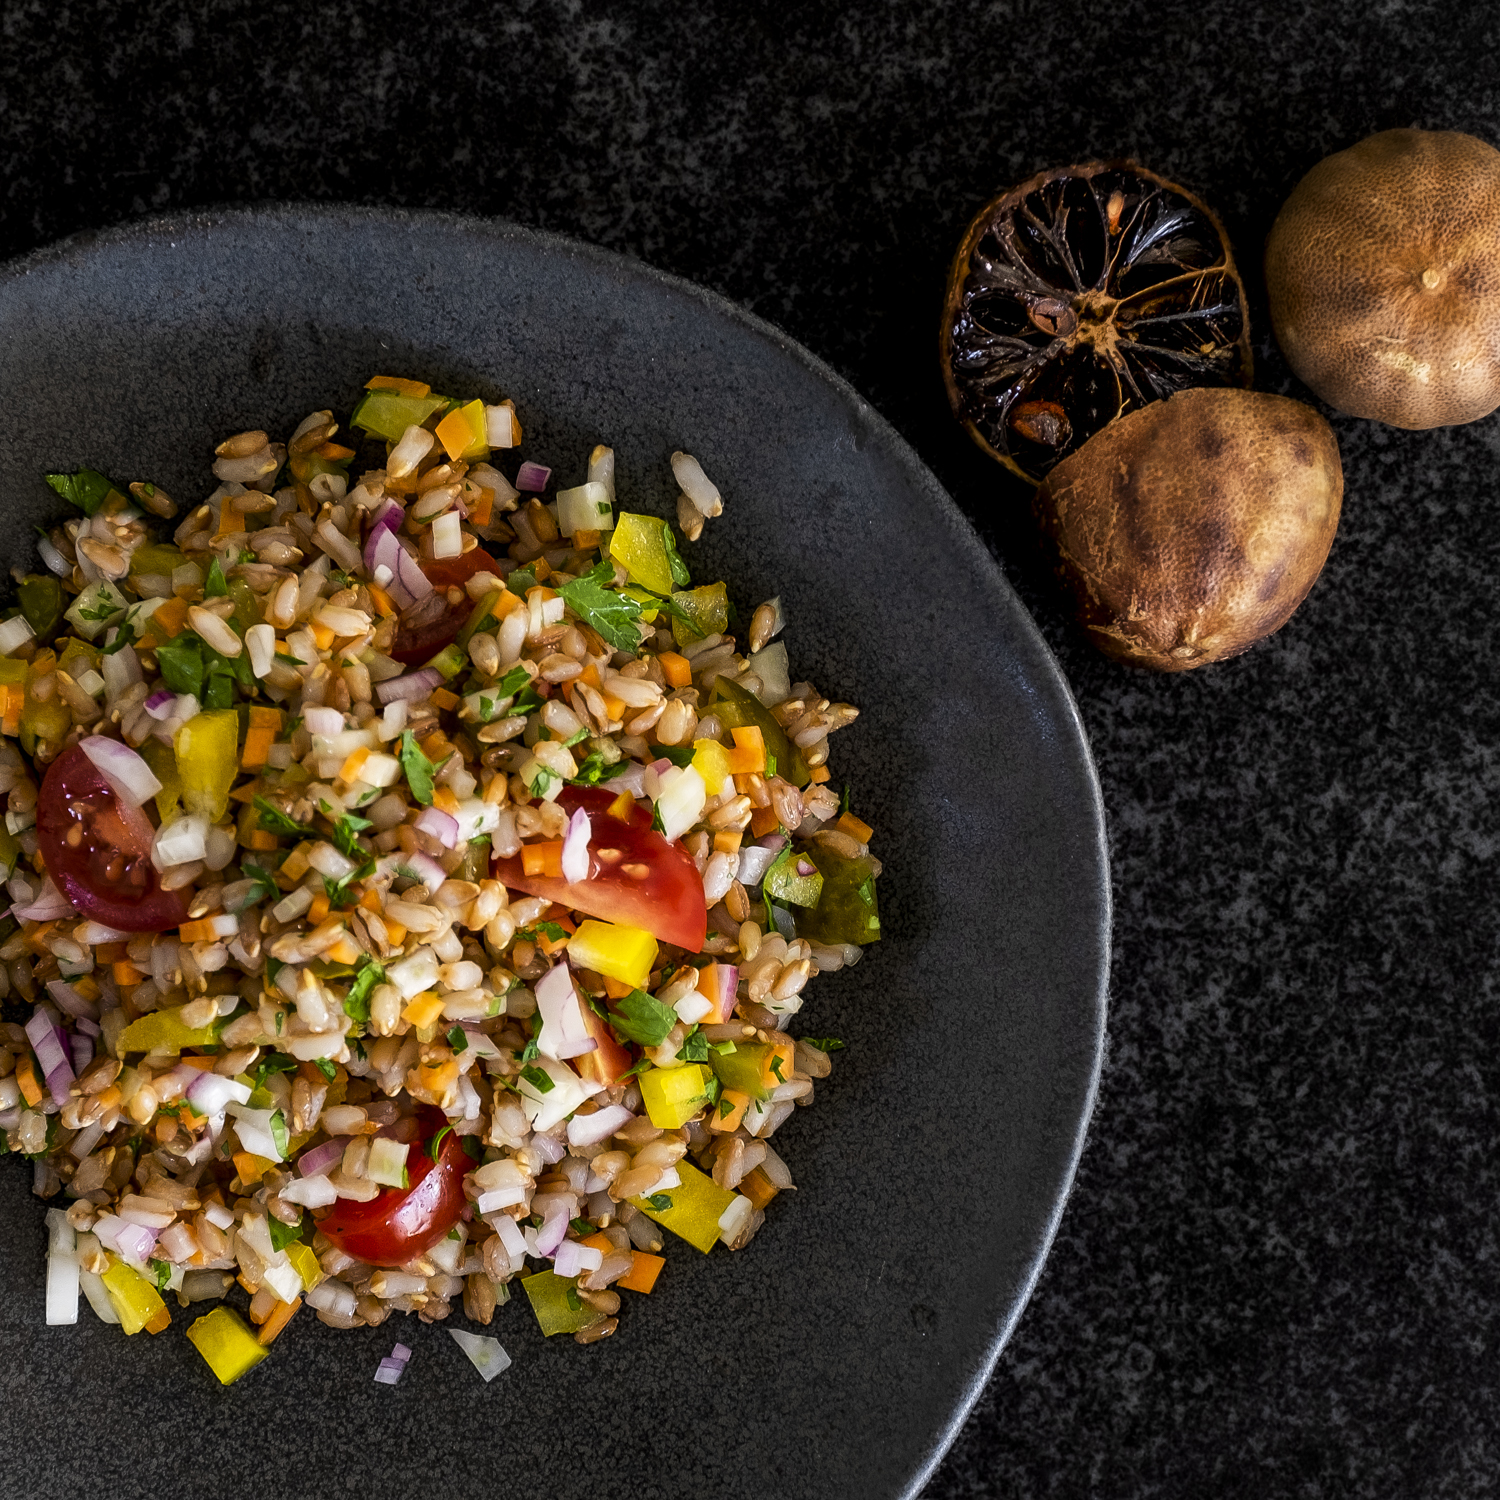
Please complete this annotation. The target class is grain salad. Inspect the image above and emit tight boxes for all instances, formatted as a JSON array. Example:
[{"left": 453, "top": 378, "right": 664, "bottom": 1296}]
[{"left": 0, "top": 376, "right": 880, "bottom": 1383}]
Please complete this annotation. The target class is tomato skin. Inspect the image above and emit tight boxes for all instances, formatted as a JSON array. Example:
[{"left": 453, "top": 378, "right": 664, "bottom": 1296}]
[
  {"left": 35, "top": 746, "right": 188, "bottom": 932},
  {"left": 389, "top": 548, "right": 505, "bottom": 667},
  {"left": 574, "top": 1001, "right": 636, "bottom": 1087},
  {"left": 318, "top": 1110, "right": 469, "bottom": 1267},
  {"left": 492, "top": 785, "right": 707, "bottom": 952}
]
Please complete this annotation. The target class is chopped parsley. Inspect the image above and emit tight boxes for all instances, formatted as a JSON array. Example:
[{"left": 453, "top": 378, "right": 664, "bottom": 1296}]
[
  {"left": 662, "top": 524, "right": 691, "bottom": 588},
  {"left": 766, "top": 752, "right": 777, "bottom": 778},
  {"left": 267, "top": 1214, "right": 304, "bottom": 1252},
  {"left": 569, "top": 1217, "right": 595, "bottom": 1236},
  {"left": 525, "top": 764, "right": 563, "bottom": 801},
  {"left": 427, "top": 1124, "right": 454, "bottom": 1161},
  {"left": 237, "top": 859, "right": 281, "bottom": 909},
  {"left": 268, "top": 1110, "right": 289, "bottom": 1157},
  {"left": 769, "top": 1053, "right": 786, "bottom": 1083},
  {"left": 564, "top": 1285, "right": 583, "bottom": 1311},
  {"left": 519, "top": 1064, "right": 555, "bottom": 1094},
  {"left": 655, "top": 744, "right": 697, "bottom": 768},
  {"left": 253, "top": 796, "right": 312, "bottom": 841},
  {"left": 569, "top": 752, "right": 632, "bottom": 787},
  {"left": 399, "top": 729, "right": 444, "bottom": 806},
  {"left": 342, "top": 957, "right": 384, "bottom": 1023},
  {"left": 274, "top": 651, "right": 306, "bottom": 667},
  {"left": 326, "top": 808, "right": 374, "bottom": 860},
  {"left": 680, "top": 1028, "right": 710, "bottom": 1063},
  {"left": 204, "top": 557, "right": 229, "bottom": 597},
  {"left": 642, "top": 1193, "right": 674, "bottom": 1212},
  {"left": 250, "top": 1053, "right": 298, "bottom": 1089},
  {"left": 801, "top": 1037, "right": 846, "bottom": 1053},
  {"left": 495, "top": 664, "right": 532, "bottom": 699},
  {"left": 313, "top": 1057, "right": 337, "bottom": 1081},
  {"left": 558, "top": 559, "right": 645, "bottom": 653},
  {"left": 717, "top": 1096, "right": 737, "bottom": 1119},
  {"left": 518, "top": 920, "right": 568, "bottom": 945},
  {"left": 44, "top": 467, "right": 118, "bottom": 517},
  {"left": 447, "top": 1025, "right": 468, "bottom": 1053},
  {"left": 608, "top": 989, "right": 677, "bottom": 1048},
  {"left": 148, "top": 1257, "right": 172, "bottom": 1290}
]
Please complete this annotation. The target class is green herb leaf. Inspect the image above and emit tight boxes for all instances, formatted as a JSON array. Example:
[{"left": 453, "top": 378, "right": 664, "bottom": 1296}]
[
  {"left": 662, "top": 524, "right": 692, "bottom": 588},
  {"left": 98, "top": 608, "right": 142, "bottom": 656},
  {"left": 569, "top": 752, "right": 633, "bottom": 787},
  {"left": 619, "top": 1056, "right": 652, "bottom": 1082},
  {"left": 204, "top": 557, "right": 229, "bottom": 598},
  {"left": 274, "top": 652, "right": 306, "bottom": 667},
  {"left": 650, "top": 799, "right": 666, "bottom": 835},
  {"left": 342, "top": 957, "right": 384, "bottom": 1024},
  {"left": 801, "top": 1037, "right": 846, "bottom": 1053},
  {"left": 709, "top": 1039, "right": 737, "bottom": 1055},
  {"left": 148, "top": 1257, "right": 172, "bottom": 1290},
  {"left": 495, "top": 664, "right": 532, "bottom": 698},
  {"left": 427, "top": 1124, "right": 454, "bottom": 1161},
  {"left": 239, "top": 859, "right": 280, "bottom": 908},
  {"left": 268, "top": 1110, "right": 289, "bottom": 1158},
  {"left": 569, "top": 1217, "right": 595, "bottom": 1236},
  {"left": 520, "top": 1063, "right": 555, "bottom": 1094},
  {"left": 399, "top": 729, "right": 444, "bottom": 806},
  {"left": 330, "top": 811, "right": 373, "bottom": 860},
  {"left": 155, "top": 633, "right": 207, "bottom": 696},
  {"left": 840, "top": 783, "right": 851, "bottom": 817},
  {"left": 462, "top": 1136, "right": 483, "bottom": 1162},
  {"left": 447, "top": 1025, "right": 468, "bottom": 1053},
  {"left": 655, "top": 744, "right": 697, "bottom": 768},
  {"left": 250, "top": 1053, "right": 298, "bottom": 1089},
  {"left": 254, "top": 796, "right": 313, "bottom": 841},
  {"left": 559, "top": 562, "right": 645, "bottom": 653},
  {"left": 564, "top": 1285, "right": 582, "bottom": 1311},
  {"left": 766, "top": 752, "right": 777, "bottom": 779},
  {"left": 525, "top": 764, "right": 563, "bottom": 801},
  {"left": 769, "top": 1053, "right": 786, "bottom": 1083},
  {"left": 267, "top": 1214, "right": 304, "bottom": 1253},
  {"left": 717, "top": 1096, "right": 736, "bottom": 1118},
  {"left": 560, "top": 727, "right": 589, "bottom": 748},
  {"left": 313, "top": 1058, "right": 337, "bottom": 1081},
  {"left": 642, "top": 1193, "right": 674, "bottom": 1211},
  {"left": 518, "top": 1014, "right": 542, "bottom": 1066},
  {"left": 45, "top": 468, "right": 118, "bottom": 517},
  {"left": 518, "top": 920, "right": 567, "bottom": 944},
  {"left": 507, "top": 566, "right": 539, "bottom": 595},
  {"left": 608, "top": 989, "right": 677, "bottom": 1048},
  {"left": 680, "top": 1028, "right": 709, "bottom": 1063}
]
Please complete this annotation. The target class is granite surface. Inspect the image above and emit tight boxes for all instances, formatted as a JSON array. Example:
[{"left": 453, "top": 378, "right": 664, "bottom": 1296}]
[{"left": 1, "top": 1, "right": 1497, "bottom": 1495}]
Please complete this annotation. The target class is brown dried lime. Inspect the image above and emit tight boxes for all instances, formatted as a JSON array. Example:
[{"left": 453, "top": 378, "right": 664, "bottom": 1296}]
[
  {"left": 1264, "top": 129, "right": 1500, "bottom": 428},
  {"left": 941, "top": 161, "right": 1253, "bottom": 483},
  {"left": 1034, "top": 388, "right": 1342, "bottom": 671}
]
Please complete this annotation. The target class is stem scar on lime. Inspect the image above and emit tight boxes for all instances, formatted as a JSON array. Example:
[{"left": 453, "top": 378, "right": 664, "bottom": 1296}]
[{"left": 941, "top": 161, "right": 1253, "bottom": 484}]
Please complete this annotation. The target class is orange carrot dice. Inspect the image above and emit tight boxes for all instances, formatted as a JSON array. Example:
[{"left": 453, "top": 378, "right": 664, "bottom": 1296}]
[{"left": 617, "top": 1252, "right": 665, "bottom": 1294}]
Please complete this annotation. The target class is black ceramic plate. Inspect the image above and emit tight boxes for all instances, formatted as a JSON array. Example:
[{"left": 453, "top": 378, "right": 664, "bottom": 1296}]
[{"left": 0, "top": 207, "right": 1107, "bottom": 1499}]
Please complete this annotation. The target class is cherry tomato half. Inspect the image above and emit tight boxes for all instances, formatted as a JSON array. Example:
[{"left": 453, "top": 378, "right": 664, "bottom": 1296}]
[
  {"left": 317, "top": 1109, "right": 469, "bottom": 1267},
  {"left": 389, "top": 547, "right": 505, "bottom": 667},
  {"left": 36, "top": 745, "right": 188, "bottom": 932},
  {"left": 492, "top": 784, "right": 707, "bottom": 953}
]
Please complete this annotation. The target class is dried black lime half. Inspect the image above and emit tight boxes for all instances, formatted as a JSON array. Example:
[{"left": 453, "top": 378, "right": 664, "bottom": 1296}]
[{"left": 941, "top": 161, "right": 1252, "bottom": 483}]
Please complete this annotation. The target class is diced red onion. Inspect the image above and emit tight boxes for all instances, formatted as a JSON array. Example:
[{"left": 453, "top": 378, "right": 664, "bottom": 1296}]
[
  {"left": 374, "top": 1357, "right": 406, "bottom": 1385},
  {"left": 561, "top": 807, "right": 591, "bottom": 884},
  {"left": 68, "top": 1033, "right": 93, "bottom": 1075},
  {"left": 534, "top": 964, "right": 597, "bottom": 1061},
  {"left": 45, "top": 978, "right": 98, "bottom": 1022},
  {"left": 649, "top": 757, "right": 673, "bottom": 776},
  {"left": 534, "top": 1202, "right": 570, "bottom": 1257},
  {"left": 302, "top": 705, "right": 344, "bottom": 736},
  {"left": 551, "top": 1239, "right": 603, "bottom": 1278},
  {"left": 404, "top": 851, "right": 449, "bottom": 893},
  {"left": 709, "top": 963, "right": 739, "bottom": 1024},
  {"left": 298, "top": 1138, "right": 347, "bottom": 1177},
  {"left": 394, "top": 545, "right": 433, "bottom": 606},
  {"left": 12, "top": 879, "right": 78, "bottom": 922},
  {"left": 144, "top": 689, "right": 177, "bottom": 718},
  {"left": 368, "top": 527, "right": 405, "bottom": 598},
  {"left": 602, "top": 762, "right": 647, "bottom": 798},
  {"left": 375, "top": 668, "right": 441, "bottom": 706},
  {"left": 796, "top": 859, "right": 817, "bottom": 877},
  {"left": 25, "top": 1010, "right": 70, "bottom": 1080},
  {"left": 735, "top": 845, "right": 776, "bottom": 887},
  {"left": 391, "top": 1341, "right": 412, "bottom": 1362},
  {"left": 75, "top": 1016, "right": 100, "bottom": 1038},
  {"left": 369, "top": 497, "right": 404, "bottom": 540},
  {"left": 414, "top": 806, "right": 460, "bottom": 849},
  {"left": 186, "top": 1071, "right": 252, "bottom": 1115},
  {"left": 531, "top": 1126, "right": 567, "bottom": 1166},
  {"left": 79, "top": 735, "right": 162, "bottom": 809},
  {"left": 566, "top": 1103, "right": 633, "bottom": 1148},
  {"left": 755, "top": 832, "right": 788, "bottom": 852},
  {"left": 515, "top": 461, "right": 551, "bottom": 492}
]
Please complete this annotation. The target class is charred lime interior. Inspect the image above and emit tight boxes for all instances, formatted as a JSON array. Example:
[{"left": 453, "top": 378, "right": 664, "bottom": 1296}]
[{"left": 942, "top": 162, "right": 1253, "bottom": 482}]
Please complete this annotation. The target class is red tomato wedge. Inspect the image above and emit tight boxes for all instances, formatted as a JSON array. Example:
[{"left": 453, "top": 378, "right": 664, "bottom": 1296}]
[
  {"left": 35, "top": 745, "right": 188, "bottom": 932},
  {"left": 390, "top": 547, "right": 505, "bottom": 666},
  {"left": 492, "top": 784, "right": 707, "bottom": 952},
  {"left": 318, "top": 1109, "right": 469, "bottom": 1267}
]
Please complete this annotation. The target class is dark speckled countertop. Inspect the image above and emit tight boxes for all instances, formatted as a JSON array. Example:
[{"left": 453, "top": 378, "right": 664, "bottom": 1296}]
[{"left": 3, "top": 3, "right": 1499, "bottom": 1495}]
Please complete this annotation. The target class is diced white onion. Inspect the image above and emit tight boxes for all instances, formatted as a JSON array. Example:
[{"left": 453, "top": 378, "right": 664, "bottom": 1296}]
[
  {"left": 152, "top": 813, "right": 209, "bottom": 869},
  {"left": 717, "top": 1193, "right": 754, "bottom": 1244},
  {"left": 0, "top": 615, "right": 35, "bottom": 656}
]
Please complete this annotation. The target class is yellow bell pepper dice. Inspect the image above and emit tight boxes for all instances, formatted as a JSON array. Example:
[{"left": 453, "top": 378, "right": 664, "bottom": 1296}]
[
  {"left": 140, "top": 737, "right": 181, "bottom": 821},
  {"left": 186, "top": 1305, "right": 269, "bottom": 1385},
  {"left": 565, "top": 919, "right": 658, "bottom": 990},
  {"left": 174, "top": 709, "right": 239, "bottom": 821},
  {"left": 521, "top": 1271, "right": 599, "bottom": 1336},
  {"left": 0, "top": 657, "right": 25, "bottom": 689},
  {"left": 117, "top": 1004, "right": 218, "bottom": 1056},
  {"left": 284, "top": 1240, "right": 324, "bottom": 1291},
  {"left": 434, "top": 399, "right": 491, "bottom": 463},
  {"left": 631, "top": 1159, "right": 736, "bottom": 1253},
  {"left": 608, "top": 513, "right": 675, "bottom": 596},
  {"left": 639, "top": 1062, "right": 716, "bottom": 1130},
  {"left": 100, "top": 1258, "right": 168, "bottom": 1336},
  {"left": 690, "top": 739, "right": 733, "bottom": 796}
]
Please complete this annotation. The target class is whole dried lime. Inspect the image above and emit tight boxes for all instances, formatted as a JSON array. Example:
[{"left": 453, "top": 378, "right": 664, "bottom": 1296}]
[
  {"left": 942, "top": 161, "right": 1252, "bottom": 483},
  {"left": 1265, "top": 129, "right": 1500, "bottom": 428},
  {"left": 1035, "top": 388, "right": 1342, "bottom": 671}
]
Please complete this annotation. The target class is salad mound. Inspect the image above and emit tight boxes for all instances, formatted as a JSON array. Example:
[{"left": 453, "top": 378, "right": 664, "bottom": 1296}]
[{"left": 0, "top": 375, "right": 879, "bottom": 1378}]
